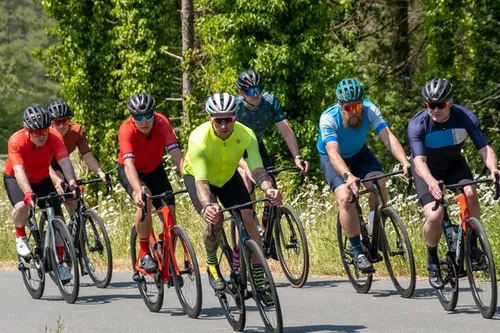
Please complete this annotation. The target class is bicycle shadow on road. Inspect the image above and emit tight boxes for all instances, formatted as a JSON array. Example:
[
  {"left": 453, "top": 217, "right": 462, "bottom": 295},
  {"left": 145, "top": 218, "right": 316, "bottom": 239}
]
[
  {"left": 275, "top": 279, "right": 351, "bottom": 289},
  {"left": 195, "top": 305, "right": 262, "bottom": 321},
  {"left": 285, "top": 324, "right": 366, "bottom": 332}
]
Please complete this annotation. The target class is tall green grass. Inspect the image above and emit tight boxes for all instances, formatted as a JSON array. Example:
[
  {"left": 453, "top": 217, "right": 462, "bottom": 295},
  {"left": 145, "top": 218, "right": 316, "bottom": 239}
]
[{"left": 1, "top": 161, "right": 500, "bottom": 279}]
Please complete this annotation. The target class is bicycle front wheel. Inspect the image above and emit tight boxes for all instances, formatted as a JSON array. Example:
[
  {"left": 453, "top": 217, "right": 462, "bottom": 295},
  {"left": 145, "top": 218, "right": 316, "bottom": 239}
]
[
  {"left": 80, "top": 209, "right": 113, "bottom": 288},
  {"left": 170, "top": 225, "right": 202, "bottom": 318},
  {"left": 50, "top": 217, "right": 80, "bottom": 303},
  {"left": 19, "top": 231, "right": 45, "bottom": 299},
  {"left": 274, "top": 205, "right": 310, "bottom": 288},
  {"left": 465, "top": 217, "right": 497, "bottom": 318},
  {"left": 130, "top": 225, "right": 164, "bottom": 312},
  {"left": 336, "top": 218, "right": 373, "bottom": 293},
  {"left": 243, "top": 239, "right": 283, "bottom": 332},
  {"left": 436, "top": 256, "right": 459, "bottom": 311},
  {"left": 381, "top": 207, "right": 416, "bottom": 298}
]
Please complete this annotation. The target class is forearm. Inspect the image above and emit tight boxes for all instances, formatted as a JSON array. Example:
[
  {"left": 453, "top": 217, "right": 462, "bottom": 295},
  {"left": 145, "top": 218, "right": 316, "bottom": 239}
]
[
  {"left": 169, "top": 148, "right": 184, "bottom": 174},
  {"left": 414, "top": 157, "right": 435, "bottom": 184},
  {"left": 58, "top": 158, "right": 77, "bottom": 184},
  {"left": 195, "top": 180, "right": 214, "bottom": 207},
  {"left": 480, "top": 146, "right": 498, "bottom": 171},
  {"left": 282, "top": 131, "right": 301, "bottom": 157},
  {"left": 82, "top": 152, "right": 102, "bottom": 173},
  {"left": 252, "top": 167, "right": 274, "bottom": 191},
  {"left": 124, "top": 162, "right": 142, "bottom": 193},
  {"left": 328, "top": 152, "right": 350, "bottom": 176},
  {"left": 49, "top": 166, "right": 63, "bottom": 184},
  {"left": 13, "top": 166, "right": 32, "bottom": 194}
]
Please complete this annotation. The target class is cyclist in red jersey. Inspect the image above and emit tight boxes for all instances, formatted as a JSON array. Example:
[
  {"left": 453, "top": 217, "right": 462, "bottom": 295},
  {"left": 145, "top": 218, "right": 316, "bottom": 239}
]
[
  {"left": 117, "top": 93, "right": 184, "bottom": 273},
  {"left": 47, "top": 100, "right": 108, "bottom": 216},
  {"left": 3, "top": 106, "right": 78, "bottom": 280}
]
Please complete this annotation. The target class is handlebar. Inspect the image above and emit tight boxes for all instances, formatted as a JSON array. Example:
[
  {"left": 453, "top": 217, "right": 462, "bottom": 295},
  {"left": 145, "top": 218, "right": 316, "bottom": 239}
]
[
  {"left": 431, "top": 173, "right": 500, "bottom": 211},
  {"left": 219, "top": 197, "right": 269, "bottom": 215},
  {"left": 266, "top": 163, "right": 306, "bottom": 186},
  {"left": 140, "top": 189, "right": 188, "bottom": 222},
  {"left": 77, "top": 173, "right": 113, "bottom": 196}
]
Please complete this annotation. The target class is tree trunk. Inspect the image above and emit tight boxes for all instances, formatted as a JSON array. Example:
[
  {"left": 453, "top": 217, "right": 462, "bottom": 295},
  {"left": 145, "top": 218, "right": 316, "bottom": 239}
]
[{"left": 181, "top": 0, "right": 194, "bottom": 126}]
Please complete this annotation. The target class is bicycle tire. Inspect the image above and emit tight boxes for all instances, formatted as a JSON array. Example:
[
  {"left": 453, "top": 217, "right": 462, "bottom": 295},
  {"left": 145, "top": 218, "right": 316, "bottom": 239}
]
[
  {"left": 217, "top": 234, "right": 246, "bottom": 331},
  {"left": 130, "top": 225, "right": 164, "bottom": 312},
  {"left": 274, "top": 204, "right": 310, "bottom": 288},
  {"left": 170, "top": 225, "right": 202, "bottom": 318},
  {"left": 465, "top": 217, "right": 497, "bottom": 318},
  {"left": 380, "top": 207, "right": 416, "bottom": 298},
  {"left": 242, "top": 239, "right": 283, "bottom": 332},
  {"left": 49, "top": 217, "right": 80, "bottom": 303},
  {"left": 80, "top": 209, "right": 113, "bottom": 288},
  {"left": 336, "top": 218, "right": 373, "bottom": 293},
  {"left": 436, "top": 256, "right": 459, "bottom": 311},
  {"left": 19, "top": 231, "right": 45, "bottom": 299}
]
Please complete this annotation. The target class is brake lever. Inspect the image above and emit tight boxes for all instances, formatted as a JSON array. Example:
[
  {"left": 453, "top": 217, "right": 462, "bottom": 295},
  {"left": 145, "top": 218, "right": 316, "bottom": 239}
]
[
  {"left": 431, "top": 181, "right": 445, "bottom": 211},
  {"left": 140, "top": 192, "right": 148, "bottom": 222},
  {"left": 494, "top": 172, "right": 500, "bottom": 200}
]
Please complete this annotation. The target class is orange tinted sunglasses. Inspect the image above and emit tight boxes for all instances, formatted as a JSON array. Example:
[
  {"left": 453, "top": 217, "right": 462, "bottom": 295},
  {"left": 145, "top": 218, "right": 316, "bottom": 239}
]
[
  {"left": 53, "top": 118, "right": 70, "bottom": 126},
  {"left": 342, "top": 102, "right": 363, "bottom": 112},
  {"left": 29, "top": 129, "right": 49, "bottom": 137}
]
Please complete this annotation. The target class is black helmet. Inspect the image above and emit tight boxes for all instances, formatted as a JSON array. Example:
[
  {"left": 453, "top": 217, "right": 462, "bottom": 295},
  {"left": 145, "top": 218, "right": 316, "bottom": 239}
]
[
  {"left": 47, "top": 100, "right": 73, "bottom": 119},
  {"left": 23, "top": 106, "right": 51, "bottom": 130},
  {"left": 127, "top": 93, "right": 156, "bottom": 116},
  {"left": 236, "top": 69, "right": 262, "bottom": 90},
  {"left": 422, "top": 78, "right": 453, "bottom": 103}
]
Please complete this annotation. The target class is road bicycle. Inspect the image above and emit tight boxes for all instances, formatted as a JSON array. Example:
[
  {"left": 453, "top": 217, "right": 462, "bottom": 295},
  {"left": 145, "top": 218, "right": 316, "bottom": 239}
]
[
  {"left": 217, "top": 198, "right": 283, "bottom": 332},
  {"left": 19, "top": 192, "right": 80, "bottom": 303},
  {"left": 337, "top": 170, "right": 416, "bottom": 298},
  {"left": 130, "top": 189, "right": 202, "bottom": 317},
  {"left": 433, "top": 176, "right": 499, "bottom": 318}
]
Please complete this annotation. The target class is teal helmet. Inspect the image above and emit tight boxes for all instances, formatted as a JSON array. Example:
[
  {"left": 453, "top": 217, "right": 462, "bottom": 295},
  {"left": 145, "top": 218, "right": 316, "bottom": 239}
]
[{"left": 336, "top": 78, "right": 365, "bottom": 103}]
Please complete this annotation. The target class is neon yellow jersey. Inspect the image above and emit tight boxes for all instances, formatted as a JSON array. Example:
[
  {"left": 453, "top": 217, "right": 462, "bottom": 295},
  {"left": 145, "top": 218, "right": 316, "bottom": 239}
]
[{"left": 183, "top": 121, "right": 263, "bottom": 187}]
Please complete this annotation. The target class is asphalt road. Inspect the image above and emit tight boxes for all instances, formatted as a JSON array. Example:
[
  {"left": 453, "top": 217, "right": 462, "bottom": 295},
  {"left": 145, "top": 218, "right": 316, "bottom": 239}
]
[{"left": 1, "top": 270, "right": 499, "bottom": 332}]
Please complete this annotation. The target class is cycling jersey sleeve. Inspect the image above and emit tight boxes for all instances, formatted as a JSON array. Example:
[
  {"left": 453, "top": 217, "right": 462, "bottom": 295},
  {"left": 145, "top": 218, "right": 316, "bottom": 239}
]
[
  {"left": 270, "top": 95, "right": 287, "bottom": 123},
  {"left": 319, "top": 113, "right": 338, "bottom": 145},
  {"left": 160, "top": 116, "right": 180, "bottom": 152},
  {"left": 407, "top": 119, "right": 425, "bottom": 158},
  {"left": 76, "top": 127, "right": 91, "bottom": 155},
  {"left": 186, "top": 140, "right": 209, "bottom": 181},
  {"left": 7, "top": 140, "right": 24, "bottom": 167},
  {"left": 118, "top": 124, "right": 135, "bottom": 161},
  {"left": 51, "top": 131, "right": 69, "bottom": 161},
  {"left": 245, "top": 131, "right": 264, "bottom": 171},
  {"left": 464, "top": 110, "right": 488, "bottom": 150},
  {"left": 367, "top": 103, "right": 388, "bottom": 133}
]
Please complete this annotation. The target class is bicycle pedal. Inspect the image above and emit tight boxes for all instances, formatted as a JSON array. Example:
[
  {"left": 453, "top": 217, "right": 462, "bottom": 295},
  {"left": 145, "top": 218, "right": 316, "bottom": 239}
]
[{"left": 132, "top": 272, "right": 143, "bottom": 282}]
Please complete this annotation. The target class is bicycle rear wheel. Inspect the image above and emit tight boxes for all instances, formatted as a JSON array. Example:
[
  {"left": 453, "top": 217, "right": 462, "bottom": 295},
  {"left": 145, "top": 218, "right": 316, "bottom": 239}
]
[
  {"left": 217, "top": 234, "right": 246, "bottom": 331},
  {"left": 274, "top": 205, "right": 310, "bottom": 288},
  {"left": 436, "top": 256, "right": 459, "bottom": 311},
  {"left": 130, "top": 225, "right": 164, "bottom": 312},
  {"left": 80, "top": 209, "right": 113, "bottom": 288},
  {"left": 243, "top": 239, "right": 283, "bottom": 332},
  {"left": 19, "top": 231, "right": 45, "bottom": 299},
  {"left": 170, "top": 225, "right": 202, "bottom": 318},
  {"left": 465, "top": 217, "right": 497, "bottom": 318},
  {"left": 336, "top": 218, "right": 373, "bottom": 293},
  {"left": 380, "top": 207, "right": 416, "bottom": 298},
  {"left": 49, "top": 217, "right": 80, "bottom": 303}
]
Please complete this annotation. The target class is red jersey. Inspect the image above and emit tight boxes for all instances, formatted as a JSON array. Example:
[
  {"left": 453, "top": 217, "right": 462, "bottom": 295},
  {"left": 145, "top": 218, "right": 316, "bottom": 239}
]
[
  {"left": 118, "top": 113, "right": 179, "bottom": 173},
  {"left": 51, "top": 122, "right": 91, "bottom": 164},
  {"left": 4, "top": 128, "right": 69, "bottom": 183}
]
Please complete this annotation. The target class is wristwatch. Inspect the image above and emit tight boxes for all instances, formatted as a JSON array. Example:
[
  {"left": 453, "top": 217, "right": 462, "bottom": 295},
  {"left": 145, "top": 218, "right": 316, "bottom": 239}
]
[{"left": 342, "top": 171, "right": 352, "bottom": 182}]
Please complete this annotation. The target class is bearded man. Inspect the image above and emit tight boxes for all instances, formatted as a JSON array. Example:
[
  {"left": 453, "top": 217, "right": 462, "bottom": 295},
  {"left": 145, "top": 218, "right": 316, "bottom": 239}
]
[{"left": 316, "top": 78, "right": 410, "bottom": 272}]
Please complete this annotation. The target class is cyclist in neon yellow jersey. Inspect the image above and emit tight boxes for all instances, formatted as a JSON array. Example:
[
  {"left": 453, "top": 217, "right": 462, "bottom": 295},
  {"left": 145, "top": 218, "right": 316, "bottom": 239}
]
[{"left": 184, "top": 93, "right": 282, "bottom": 301}]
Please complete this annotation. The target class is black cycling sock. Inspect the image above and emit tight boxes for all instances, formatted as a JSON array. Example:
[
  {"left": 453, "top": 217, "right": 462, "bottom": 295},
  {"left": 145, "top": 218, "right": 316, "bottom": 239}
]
[
  {"left": 349, "top": 235, "right": 363, "bottom": 256},
  {"left": 427, "top": 245, "right": 439, "bottom": 266}
]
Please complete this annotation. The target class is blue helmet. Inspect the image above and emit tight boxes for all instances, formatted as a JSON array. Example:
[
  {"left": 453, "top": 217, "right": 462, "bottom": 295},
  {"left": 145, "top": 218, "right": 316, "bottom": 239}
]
[{"left": 336, "top": 78, "right": 365, "bottom": 103}]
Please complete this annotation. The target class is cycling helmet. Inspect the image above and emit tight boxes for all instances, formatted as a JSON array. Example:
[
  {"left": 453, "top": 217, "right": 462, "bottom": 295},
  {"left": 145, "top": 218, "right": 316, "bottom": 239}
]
[
  {"left": 236, "top": 69, "right": 262, "bottom": 90},
  {"left": 47, "top": 100, "right": 73, "bottom": 119},
  {"left": 205, "top": 93, "right": 238, "bottom": 116},
  {"left": 23, "top": 106, "right": 51, "bottom": 130},
  {"left": 422, "top": 78, "right": 453, "bottom": 103},
  {"left": 127, "top": 93, "right": 156, "bottom": 116},
  {"left": 336, "top": 78, "right": 365, "bottom": 103}
]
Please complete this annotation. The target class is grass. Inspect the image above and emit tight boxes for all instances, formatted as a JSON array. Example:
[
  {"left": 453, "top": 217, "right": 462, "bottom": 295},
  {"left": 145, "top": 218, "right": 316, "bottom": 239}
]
[{"left": 2, "top": 161, "right": 500, "bottom": 280}]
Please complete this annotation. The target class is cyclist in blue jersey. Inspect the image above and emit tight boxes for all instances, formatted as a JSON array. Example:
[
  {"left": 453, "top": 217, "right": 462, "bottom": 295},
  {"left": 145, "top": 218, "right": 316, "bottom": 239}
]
[
  {"left": 235, "top": 69, "right": 309, "bottom": 186},
  {"left": 317, "top": 78, "right": 410, "bottom": 273},
  {"left": 408, "top": 78, "right": 499, "bottom": 289}
]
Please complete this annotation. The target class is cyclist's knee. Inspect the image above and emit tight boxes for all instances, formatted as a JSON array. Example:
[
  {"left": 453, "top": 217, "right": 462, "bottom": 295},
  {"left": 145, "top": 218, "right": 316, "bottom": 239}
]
[
  {"left": 463, "top": 185, "right": 478, "bottom": 202},
  {"left": 12, "top": 203, "right": 28, "bottom": 223},
  {"left": 423, "top": 204, "right": 443, "bottom": 225}
]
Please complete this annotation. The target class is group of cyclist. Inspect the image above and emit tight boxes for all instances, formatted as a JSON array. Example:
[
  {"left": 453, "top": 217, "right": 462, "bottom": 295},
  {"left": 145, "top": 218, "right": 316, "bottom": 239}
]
[{"left": 3, "top": 69, "right": 498, "bottom": 298}]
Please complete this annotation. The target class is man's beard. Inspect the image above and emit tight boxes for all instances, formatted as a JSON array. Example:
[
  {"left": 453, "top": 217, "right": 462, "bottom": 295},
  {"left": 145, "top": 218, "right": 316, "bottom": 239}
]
[{"left": 342, "top": 110, "right": 363, "bottom": 128}]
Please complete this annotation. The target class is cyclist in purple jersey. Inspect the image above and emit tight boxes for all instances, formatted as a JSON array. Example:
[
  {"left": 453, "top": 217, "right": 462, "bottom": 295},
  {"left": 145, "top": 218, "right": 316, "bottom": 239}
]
[
  {"left": 318, "top": 78, "right": 410, "bottom": 273},
  {"left": 407, "top": 78, "right": 499, "bottom": 289}
]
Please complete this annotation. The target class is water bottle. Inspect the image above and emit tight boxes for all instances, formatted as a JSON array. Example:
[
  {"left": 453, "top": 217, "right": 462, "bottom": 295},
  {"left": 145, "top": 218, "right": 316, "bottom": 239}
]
[
  {"left": 232, "top": 245, "right": 240, "bottom": 271},
  {"left": 155, "top": 232, "right": 164, "bottom": 254},
  {"left": 443, "top": 218, "right": 457, "bottom": 252},
  {"left": 262, "top": 206, "right": 271, "bottom": 230}
]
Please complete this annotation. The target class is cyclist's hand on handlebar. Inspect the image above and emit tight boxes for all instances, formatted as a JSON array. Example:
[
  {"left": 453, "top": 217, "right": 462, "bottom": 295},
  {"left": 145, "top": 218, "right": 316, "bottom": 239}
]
[
  {"left": 265, "top": 188, "right": 283, "bottom": 206},
  {"left": 202, "top": 203, "right": 221, "bottom": 224},
  {"left": 68, "top": 180, "right": 79, "bottom": 198},
  {"left": 346, "top": 175, "right": 360, "bottom": 196},
  {"left": 23, "top": 191, "right": 35, "bottom": 207},
  {"left": 402, "top": 163, "right": 411, "bottom": 179},
  {"left": 295, "top": 157, "right": 309, "bottom": 174},
  {"left": 97, "top": 170, "right": 108, "bottom": 184},
  {"left": 428, "top": 179, "right": 442, "bottom": 200},
  {"left": 133, "top": 191, "right": 145, "bottom": 208},
  {"left": 490, "top": 169, "right": 500, "bottom": 183},
  {"left": 54, "top": 181, "right": 66, "bottom": 195}
]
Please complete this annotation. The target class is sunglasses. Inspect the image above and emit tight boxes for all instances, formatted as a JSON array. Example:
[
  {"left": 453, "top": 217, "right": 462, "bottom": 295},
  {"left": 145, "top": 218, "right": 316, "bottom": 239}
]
[
  {"left": 53, "top": 118, "right": 70, "bottom": 126},
  {"left": 426, "top": 101, "right": 449, "bottom": 110},
  {"left": 245, "top": 87, "right": 262, "bottom": 97},
  {"left": 212, "top": 117, "right": 235, "bottom": 125},
  {"left": 133, "top": 113, "right": 154, "bottom": 122},
  {"left": 29, "top": 129, "right": 49, "bottom": 137},
  {"left": 342, "top": 102, "right": 363, "bottom": 113}
]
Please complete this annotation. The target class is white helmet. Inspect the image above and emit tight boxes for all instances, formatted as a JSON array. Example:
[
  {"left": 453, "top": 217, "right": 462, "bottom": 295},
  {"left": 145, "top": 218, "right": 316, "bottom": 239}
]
[{"left": 205, "top": 93, "right": 238, "bottom": 116}]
